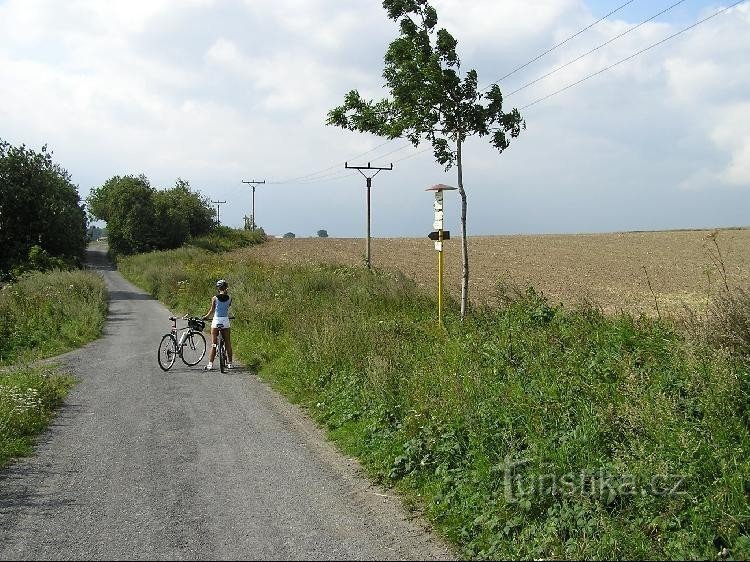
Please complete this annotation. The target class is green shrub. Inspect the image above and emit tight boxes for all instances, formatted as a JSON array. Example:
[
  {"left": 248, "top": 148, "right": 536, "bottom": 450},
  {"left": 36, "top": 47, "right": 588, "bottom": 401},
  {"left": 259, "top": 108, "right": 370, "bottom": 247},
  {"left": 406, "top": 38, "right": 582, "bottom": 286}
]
[{"left": 188, "top": 226, "right": 266, "bottom": 253}]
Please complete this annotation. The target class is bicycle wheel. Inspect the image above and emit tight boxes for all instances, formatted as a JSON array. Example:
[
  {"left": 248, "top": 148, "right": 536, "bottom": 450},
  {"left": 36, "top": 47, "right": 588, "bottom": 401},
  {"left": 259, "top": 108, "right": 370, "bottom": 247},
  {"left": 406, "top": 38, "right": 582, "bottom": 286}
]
[
  {"left": 158, "top": 334, "right": 178, "bottom": 371},
  {"left": 218, "top": 332, "right": 226, "bottom": 373},
  {"left": 181, "top": 331, "right": 207, "bottom": 366}
]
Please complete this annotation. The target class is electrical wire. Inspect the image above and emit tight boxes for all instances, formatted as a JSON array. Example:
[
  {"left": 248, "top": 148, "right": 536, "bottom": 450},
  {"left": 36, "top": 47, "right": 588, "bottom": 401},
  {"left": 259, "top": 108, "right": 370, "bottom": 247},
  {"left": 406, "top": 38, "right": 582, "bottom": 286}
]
[
  {"left": 480, "top": 0, "right": 638, "bottom": 91},
  {"left": 504, "top": 0, "right": 687, "bottom": 99},
  {"left": 520, "top": 0, "right": 746, "bottom": 111},
  {"left": 270, "top": 1, "right": 643, "bottom": 184}
]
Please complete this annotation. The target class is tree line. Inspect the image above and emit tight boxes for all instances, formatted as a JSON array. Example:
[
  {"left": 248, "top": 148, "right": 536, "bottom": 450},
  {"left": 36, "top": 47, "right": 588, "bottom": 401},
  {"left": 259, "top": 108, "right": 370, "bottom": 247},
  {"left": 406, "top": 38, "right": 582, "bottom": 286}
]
[
  {"left": 86, "top": 175, "right": 214, "bottom": 256},
  {"left": 0, "top": 138, "right": 217, "bottom": 279}
]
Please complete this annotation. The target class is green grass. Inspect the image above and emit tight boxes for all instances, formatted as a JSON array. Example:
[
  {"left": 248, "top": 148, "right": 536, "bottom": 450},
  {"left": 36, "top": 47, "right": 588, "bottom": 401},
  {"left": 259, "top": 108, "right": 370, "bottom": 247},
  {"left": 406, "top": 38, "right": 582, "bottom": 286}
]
[
  {"left": 0, "top": 269, "right": 108, "bottom": 365},
  {"left": 187, "top": 226, "right": 266, "bottom": 253},
  {"left": 0, "top": 268, "right": 104, "bottom": 468},
  {"left": 0, "top": 365, "right": 76, "bottom": 467},
  {"left": 119, "top": 246, "right": 750, "bottom": 560}
]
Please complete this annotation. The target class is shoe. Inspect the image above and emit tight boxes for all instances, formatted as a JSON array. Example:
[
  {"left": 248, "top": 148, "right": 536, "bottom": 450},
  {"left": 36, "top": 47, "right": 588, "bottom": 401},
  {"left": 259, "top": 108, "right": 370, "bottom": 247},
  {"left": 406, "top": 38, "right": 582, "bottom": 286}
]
[
  {"left": 204, "top": 364, "right": 213, "bottom": 371},
  {"left": 227, "top": 363, "right": 233, "bottom": 370}
]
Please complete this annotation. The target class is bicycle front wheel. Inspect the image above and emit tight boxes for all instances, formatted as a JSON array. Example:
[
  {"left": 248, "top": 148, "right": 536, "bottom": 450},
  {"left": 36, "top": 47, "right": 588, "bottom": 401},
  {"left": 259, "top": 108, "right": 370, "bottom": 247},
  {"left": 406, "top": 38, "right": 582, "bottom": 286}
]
[
  {"left": 158, "top": 334, "right": 178, "bottom": 371},
  {"left": 181, "top": 331, "right": 207, "bottom": 366}
]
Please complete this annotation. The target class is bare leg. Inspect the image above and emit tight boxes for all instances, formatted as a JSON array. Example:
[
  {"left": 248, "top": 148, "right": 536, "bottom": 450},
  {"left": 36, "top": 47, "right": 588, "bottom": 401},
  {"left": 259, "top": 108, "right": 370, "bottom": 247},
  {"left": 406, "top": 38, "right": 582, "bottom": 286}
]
[
  {"left": 208, "top": 327, "right": 219, "bottom": 362},
  {"left": 224, "top": 329, "right": 233, "bottom": 363}
]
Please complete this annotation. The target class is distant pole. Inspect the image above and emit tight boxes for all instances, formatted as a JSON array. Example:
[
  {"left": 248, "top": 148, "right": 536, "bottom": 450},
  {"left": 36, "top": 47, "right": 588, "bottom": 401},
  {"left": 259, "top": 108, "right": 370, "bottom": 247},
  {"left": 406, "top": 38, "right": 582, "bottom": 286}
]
[
  {"left": 241, "top": 180, "right": 265, "bottom": 230},
  {"left": 344, "top": 162, "right": 393, "bottom": 269},
  {"left": 211, "top": 200, "right": 227, "bottom": 227}
]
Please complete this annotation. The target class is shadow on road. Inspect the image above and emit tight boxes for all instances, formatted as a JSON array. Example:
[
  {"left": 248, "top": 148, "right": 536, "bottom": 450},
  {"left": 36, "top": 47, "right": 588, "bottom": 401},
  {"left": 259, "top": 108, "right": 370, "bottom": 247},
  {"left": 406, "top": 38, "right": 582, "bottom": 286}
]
[{"left": 108, "top": 290, "right": 154, "bottom": 301}]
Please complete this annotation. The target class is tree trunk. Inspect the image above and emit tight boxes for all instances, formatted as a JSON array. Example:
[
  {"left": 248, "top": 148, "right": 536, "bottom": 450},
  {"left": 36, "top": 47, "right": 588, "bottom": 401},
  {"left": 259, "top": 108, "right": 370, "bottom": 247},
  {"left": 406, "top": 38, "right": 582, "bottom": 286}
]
[{"left": 457, "top": 138, "right": 469, "bottom": 320}]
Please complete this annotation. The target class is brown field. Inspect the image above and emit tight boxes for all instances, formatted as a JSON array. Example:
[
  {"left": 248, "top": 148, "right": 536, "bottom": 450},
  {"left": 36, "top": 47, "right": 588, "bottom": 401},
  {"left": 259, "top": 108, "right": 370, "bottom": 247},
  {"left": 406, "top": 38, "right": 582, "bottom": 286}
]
[{"left": 236, "top": 228, "right": 750, "bottom": 316}]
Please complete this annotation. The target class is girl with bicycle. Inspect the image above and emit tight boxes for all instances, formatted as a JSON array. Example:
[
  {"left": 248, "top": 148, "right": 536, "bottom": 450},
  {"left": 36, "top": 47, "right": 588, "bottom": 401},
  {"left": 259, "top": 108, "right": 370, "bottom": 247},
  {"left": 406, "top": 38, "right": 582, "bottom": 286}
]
[{"left": 201, "top": 279, "right": 233, "bottom": 370}]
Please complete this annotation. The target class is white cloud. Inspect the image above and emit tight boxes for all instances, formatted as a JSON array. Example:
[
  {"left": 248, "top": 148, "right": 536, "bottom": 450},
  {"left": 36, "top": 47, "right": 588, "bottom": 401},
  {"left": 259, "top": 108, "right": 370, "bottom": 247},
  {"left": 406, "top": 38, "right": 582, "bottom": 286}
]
[{"left": 0, "top": 0, "right": 748, "bottom": 235}]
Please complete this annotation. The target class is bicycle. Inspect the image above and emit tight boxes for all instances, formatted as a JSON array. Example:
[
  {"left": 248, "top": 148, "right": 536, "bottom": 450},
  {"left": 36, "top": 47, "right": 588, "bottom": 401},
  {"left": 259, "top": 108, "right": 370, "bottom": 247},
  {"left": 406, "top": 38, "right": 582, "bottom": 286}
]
[
  {"left": 157, "top": 315, "right": 207, "bottom": 371},
  {"left": 213, "top": 316, "right": 235, "bottom": 373}
]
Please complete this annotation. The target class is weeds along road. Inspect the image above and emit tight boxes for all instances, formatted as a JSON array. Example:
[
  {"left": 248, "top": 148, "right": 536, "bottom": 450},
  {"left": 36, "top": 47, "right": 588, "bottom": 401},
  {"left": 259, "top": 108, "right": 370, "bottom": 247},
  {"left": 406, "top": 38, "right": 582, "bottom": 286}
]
[{"left": 0, "top": 246, "right": 451, "bottom": 561}]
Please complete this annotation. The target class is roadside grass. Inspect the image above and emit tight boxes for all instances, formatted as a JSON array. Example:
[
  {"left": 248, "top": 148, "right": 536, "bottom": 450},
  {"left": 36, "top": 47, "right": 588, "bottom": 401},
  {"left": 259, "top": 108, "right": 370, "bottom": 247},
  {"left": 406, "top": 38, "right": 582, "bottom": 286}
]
[
  {"left": 0, "top": 269, "right": 108, "bottom": 365},
  {"left": 187, "top": 226, "right": 266, "bottom": 253},
  {"left": 119, "top": 247, "right": 750, "bottom": 561},
  {"left": 0, "top": 268, "right": 105, "bottom": 468},
  {"left": 0, "top": 366, "right": 76, "bottom": 468}
]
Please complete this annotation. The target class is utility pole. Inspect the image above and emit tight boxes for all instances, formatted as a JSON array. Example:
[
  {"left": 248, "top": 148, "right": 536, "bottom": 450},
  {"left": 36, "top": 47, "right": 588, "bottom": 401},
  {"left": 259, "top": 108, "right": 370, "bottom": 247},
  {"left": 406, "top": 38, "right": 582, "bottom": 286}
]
[
  {"left": 241, "top": 180, "right": 265, "bottom": 230},
  {"left": 211, "top": 200, "right": 227, "bottom": 227},
  {"left": 345, "top": 162, "right": 393, "bottom": 269}
]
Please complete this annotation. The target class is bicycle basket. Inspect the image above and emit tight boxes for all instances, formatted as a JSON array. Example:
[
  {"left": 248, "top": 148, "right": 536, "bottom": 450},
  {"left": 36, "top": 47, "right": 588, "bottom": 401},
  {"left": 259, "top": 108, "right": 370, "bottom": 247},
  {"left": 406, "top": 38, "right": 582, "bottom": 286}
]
[{"left": 188, "top": 318, "right": 206, "bottom": 331}]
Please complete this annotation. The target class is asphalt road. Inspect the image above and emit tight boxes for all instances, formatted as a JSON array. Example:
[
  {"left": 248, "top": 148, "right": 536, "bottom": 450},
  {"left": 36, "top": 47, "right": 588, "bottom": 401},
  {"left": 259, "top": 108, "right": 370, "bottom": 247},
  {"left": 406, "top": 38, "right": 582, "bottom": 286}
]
[{"left": 0, "top": 246, "right": 453, "bottom": 561}]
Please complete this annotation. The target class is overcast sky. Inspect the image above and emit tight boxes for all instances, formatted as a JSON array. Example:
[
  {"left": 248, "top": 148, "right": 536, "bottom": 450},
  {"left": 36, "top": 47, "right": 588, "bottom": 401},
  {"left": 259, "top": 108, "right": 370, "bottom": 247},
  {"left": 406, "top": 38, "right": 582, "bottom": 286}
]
[{"left": 1, "top": 0, "right": 748, "bottom": 237}]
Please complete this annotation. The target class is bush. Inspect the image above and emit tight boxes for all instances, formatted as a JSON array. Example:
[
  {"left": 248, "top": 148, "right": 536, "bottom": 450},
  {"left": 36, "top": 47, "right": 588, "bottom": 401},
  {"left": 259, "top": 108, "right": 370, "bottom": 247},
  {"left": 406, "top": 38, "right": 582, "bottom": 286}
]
[
  {"left": 188, "top": 226, "right": 266, "bottom": 253},
  {"left": 283, "top": 232, "right": 296, "bottom": 239}
]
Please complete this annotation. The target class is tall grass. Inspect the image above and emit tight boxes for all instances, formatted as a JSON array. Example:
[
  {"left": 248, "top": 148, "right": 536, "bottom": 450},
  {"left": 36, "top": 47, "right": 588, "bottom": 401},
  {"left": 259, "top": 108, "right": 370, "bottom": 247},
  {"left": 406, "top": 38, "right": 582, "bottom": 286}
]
[
  {"left": 119, "top": 247, "right": 750, "bottom": 560},
  {"left": 0, "top": 366, "right": 75, "bottom": 467},
  {"left": 0, "top": 269, "right": 107, "bottom": 365},
  {"left": 0, "top": 269, "right": 105, "bottom": 467}
]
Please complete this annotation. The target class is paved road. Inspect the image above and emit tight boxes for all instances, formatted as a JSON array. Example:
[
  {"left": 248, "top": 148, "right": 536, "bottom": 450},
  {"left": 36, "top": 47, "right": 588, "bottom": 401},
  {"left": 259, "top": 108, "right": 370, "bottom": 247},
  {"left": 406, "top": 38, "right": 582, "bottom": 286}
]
[{"left": 0, "top": 247, "right": 453, "bottom": 561}]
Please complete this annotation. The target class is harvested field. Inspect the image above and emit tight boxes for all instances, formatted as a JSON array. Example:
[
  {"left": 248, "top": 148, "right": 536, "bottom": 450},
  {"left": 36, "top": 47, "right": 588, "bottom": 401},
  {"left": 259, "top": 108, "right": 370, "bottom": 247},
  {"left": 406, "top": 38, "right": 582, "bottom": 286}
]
[{"left": 236, "top": 228, "right": 750, "bottom": 316}]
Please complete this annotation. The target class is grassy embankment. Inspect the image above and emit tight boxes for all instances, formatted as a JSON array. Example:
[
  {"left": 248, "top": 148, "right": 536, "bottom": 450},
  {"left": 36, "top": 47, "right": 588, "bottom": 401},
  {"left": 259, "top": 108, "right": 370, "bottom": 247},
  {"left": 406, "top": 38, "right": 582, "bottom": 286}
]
[
  {"left": 0, "top": 269, "right": 107, "bottom": 467},
  {"left": 119, "top": 244, "right": 750, "bottom": 560}
]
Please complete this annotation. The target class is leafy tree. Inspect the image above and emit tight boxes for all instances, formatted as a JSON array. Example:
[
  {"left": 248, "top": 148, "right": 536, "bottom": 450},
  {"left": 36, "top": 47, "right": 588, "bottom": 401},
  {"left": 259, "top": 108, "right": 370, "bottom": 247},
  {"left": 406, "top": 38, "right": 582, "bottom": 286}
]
[
  {"left": 88, "top": 176, "right": 216, "bottom": 256},
  {"left": 283, "top": 232, "right": 296, "bottom": 239},
  {"left": 0, "top": 139, "right": 87, "bottom": 278},
  {"left": 153, "top": 179, "right": 214, "bottom": 249},
  {"left": 317, "top": 229, "right": 329, "bottom": 238},
  {"left": 87, "top": 175, "right": 157, "bottom": 256},
  {"left": 327, "top": 0, "right": 524, "bottom": 319}
]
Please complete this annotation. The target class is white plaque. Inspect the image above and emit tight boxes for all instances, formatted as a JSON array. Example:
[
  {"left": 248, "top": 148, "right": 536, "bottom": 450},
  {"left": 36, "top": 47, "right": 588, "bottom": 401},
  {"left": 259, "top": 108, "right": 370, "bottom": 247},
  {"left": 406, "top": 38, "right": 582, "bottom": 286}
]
[
  {"left": 433, "top": 210, "right": 444, "bottom": 221},
  {"left": 433, "top": 220, "right": 444, "bottom": 230},
  {"left": 434, "top": 241, "right": 443, "bottom": 251}
]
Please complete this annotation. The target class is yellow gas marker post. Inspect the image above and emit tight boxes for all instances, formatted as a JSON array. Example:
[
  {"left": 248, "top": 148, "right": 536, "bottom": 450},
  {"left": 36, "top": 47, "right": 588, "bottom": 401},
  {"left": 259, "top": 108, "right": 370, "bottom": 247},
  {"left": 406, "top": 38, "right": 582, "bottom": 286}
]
[{"left": 425, "top": 184, "right": 456, "bottom": 327}]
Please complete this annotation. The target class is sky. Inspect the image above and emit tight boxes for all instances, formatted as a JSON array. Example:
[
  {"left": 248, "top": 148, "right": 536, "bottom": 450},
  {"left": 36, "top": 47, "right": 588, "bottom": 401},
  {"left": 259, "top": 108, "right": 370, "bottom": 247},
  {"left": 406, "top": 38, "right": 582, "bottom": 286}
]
[{"left": 1, "top": 0, "right": 748, "bottom": 237}]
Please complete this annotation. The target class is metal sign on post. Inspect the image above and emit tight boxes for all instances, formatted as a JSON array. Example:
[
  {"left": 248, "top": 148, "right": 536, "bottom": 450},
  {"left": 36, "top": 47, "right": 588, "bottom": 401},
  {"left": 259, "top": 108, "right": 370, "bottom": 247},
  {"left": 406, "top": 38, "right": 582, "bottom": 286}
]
[{"left": 424, "top": 183, "right": 456, "bottom": 327}]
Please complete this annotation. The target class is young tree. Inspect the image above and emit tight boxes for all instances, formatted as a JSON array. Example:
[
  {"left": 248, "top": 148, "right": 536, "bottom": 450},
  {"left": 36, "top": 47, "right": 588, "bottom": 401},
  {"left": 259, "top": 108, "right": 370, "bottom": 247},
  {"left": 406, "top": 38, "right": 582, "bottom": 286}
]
[{"left": 327, "top": 0, "right": 524, "bottom": 319}]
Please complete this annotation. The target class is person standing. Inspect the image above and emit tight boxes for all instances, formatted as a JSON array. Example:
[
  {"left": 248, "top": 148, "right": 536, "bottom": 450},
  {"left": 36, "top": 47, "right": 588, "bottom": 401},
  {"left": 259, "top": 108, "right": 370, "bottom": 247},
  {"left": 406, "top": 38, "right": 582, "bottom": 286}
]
[{"left": 202, "top": 279, "right": 233, "bottom": 370}]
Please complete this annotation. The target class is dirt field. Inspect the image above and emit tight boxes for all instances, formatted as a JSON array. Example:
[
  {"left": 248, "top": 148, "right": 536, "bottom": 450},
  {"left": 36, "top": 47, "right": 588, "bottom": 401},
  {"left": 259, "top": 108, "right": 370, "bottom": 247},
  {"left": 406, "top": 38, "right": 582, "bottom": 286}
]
[{"left": 236, "top": 228, "right": 750, "bottom": 315}]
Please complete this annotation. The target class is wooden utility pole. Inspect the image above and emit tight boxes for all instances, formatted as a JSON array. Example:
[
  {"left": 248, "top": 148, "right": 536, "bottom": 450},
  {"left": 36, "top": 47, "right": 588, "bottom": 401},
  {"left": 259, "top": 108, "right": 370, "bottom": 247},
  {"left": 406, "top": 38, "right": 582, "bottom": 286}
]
[
  {"left": 211, "top": 200, "right": 227, "bottom": 227},
  {"left": 344, "top": 162, "right": 393, "bottom": 269},
  {"left": 241, "top": 180, "right": 265, "bottom": 230}
]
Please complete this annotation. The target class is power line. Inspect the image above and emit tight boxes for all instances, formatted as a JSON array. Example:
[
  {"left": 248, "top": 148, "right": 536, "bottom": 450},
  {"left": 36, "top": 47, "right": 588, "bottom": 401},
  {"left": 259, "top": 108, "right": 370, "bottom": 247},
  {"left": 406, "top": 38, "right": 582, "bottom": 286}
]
[
  {"left": 504, "top": 0, "right": 687, "bottom": 99},
  {"left": 272, "top": 2, "right": 642, "bottom": 185},
  {"left": 481, "top": 0, "right": 639, "bottom": 91},
  {"left": 269, "top": 138, "right": 395, "bottom": 184},
  {"left": 520, "top": 0, "right": 746, "bottom": 111}
]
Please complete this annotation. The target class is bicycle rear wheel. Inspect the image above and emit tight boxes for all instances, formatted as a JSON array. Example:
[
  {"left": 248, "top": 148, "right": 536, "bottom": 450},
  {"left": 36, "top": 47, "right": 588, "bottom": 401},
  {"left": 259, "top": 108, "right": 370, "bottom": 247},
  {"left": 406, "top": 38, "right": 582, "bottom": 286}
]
[
  {"left": 158, "top": 334, "right": 178, "bottom": 371},
  {"left": 218, "top": 332, "right": 226, "bottom": 373},
  {"left": 181, "top": 331, "right": 207, "bottom": 366}
]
